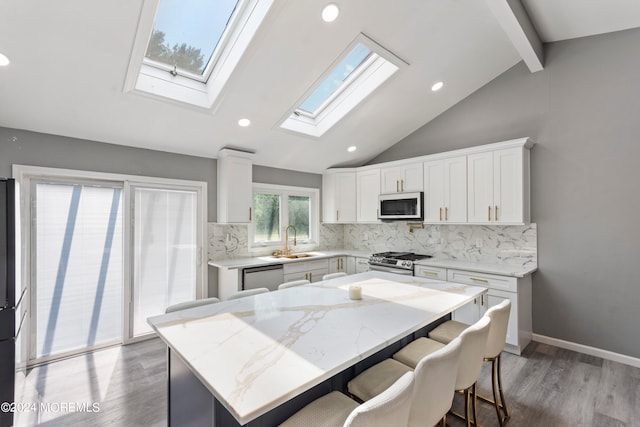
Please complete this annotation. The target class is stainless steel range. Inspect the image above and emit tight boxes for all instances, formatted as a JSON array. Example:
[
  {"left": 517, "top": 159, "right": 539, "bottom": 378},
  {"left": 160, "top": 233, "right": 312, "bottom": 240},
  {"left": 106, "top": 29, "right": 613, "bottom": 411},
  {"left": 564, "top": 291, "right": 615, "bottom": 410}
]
[{"left": 368, "top": 252, "right": 433, "bottom": 275}]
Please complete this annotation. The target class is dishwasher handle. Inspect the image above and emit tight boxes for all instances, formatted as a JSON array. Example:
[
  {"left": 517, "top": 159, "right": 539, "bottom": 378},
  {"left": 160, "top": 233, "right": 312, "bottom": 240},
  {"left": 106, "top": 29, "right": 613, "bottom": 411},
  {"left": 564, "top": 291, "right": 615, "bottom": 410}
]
[{"left": 243, "top": 264, "right": 284, "bottom": 274}]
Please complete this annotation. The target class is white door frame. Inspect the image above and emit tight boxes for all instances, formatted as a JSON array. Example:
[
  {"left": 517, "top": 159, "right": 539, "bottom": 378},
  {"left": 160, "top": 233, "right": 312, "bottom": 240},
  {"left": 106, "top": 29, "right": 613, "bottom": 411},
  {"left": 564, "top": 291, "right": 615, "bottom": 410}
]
[{"left": 13, "top": 165, "right": 208, "bottom": 360}]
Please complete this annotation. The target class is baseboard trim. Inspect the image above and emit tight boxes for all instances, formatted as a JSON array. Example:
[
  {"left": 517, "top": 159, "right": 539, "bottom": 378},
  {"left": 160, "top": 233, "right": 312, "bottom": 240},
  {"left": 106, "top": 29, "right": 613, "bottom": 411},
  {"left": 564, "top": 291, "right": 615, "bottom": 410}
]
[{"left": 532, "top": 334, "right": 640, "bottom": 369}]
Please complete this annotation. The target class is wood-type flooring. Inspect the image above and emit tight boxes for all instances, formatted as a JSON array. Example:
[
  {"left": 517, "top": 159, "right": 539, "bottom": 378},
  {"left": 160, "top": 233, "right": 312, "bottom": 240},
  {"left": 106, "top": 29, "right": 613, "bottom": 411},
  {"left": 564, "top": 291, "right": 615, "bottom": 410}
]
[{"left": 13, "top": 339, "right": 640, "bottom": 426}]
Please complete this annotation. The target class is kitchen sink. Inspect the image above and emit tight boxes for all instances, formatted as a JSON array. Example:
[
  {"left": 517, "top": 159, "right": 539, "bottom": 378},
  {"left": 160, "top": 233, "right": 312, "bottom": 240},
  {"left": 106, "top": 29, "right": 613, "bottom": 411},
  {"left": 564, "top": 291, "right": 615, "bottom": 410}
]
[{"left": 272, "top": 253, "right": 317, "bottom": 259}]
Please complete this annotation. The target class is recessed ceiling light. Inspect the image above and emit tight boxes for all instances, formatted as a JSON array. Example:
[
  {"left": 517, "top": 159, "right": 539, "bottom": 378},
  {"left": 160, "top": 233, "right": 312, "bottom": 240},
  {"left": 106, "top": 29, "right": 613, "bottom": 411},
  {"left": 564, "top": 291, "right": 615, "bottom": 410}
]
[
  {"left": 238, "top": 118, "right": 251, "bottom": 127},
  {"left": 0, "top": 53, "right": 10, "bottom": 67},
  {"left": 347, "top": 146, "right": 357, "bottom": 152},
  {"left": 322, "top": 3, "right": 340, "bottom": 22},
  {"left": 431, "top": 81, "right": 444, "bottom": 91}
]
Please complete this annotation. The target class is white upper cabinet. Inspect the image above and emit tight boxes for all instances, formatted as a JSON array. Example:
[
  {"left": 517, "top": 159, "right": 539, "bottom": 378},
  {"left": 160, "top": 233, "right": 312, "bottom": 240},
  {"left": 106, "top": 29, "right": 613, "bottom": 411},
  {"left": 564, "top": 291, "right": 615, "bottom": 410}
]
[
  {"left": 423, "top": 156, "right": 467, "bottom": 223},
  {"left": 217, "top": 149, "right": 253, "bottom": 223},
  {"left": 381, "top": 162, "right": 423, "bottom": 193},
  {"left": 323, "top": 170, "right": 356, "bottom": 223},
  {"left": 356, "top": 168, "right": 381, "bottom": 222},
  {"left": 467, "top": 146, "right": 530, "bottom": 224}
]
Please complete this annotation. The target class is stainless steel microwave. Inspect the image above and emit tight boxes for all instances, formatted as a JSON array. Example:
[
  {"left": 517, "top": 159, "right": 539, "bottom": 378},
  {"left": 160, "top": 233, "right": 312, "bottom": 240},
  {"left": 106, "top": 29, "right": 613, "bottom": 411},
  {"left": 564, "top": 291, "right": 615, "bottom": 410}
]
[{"left": 378, "top": 192, "right": 424, "bottom": 220}]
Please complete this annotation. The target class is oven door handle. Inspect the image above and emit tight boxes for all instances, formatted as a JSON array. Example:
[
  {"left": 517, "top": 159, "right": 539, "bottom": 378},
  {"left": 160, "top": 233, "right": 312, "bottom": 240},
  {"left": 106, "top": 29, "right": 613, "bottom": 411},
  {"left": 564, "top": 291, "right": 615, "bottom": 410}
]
[{"left": 368, "top": 264, "right": 414, "bottom": 275}]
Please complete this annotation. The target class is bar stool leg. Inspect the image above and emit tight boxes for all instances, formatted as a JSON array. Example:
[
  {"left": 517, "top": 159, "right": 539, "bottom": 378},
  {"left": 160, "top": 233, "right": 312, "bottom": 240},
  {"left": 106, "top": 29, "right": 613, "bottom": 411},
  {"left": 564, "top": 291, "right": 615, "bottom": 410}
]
[{"left": 496, "top": 355, "right": 510, "bottom": 425}]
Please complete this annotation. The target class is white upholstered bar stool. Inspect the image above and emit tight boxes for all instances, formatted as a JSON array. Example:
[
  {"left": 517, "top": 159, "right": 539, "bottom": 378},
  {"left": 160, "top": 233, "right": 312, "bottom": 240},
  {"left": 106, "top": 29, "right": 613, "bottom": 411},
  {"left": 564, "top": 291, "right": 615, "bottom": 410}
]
[
  {"left": 393, "top": 316, "right": 491, "bottom": 427},
  {"left": 347, "top": 338, "right": 462, "bottom": 427},
  {"left": 428, "top": 300, "right": 512, "bottom": 426},
  {"left": 165, "top": 297, "right": 220, "bottom": 313},
  {"left": 279, "top": 371, "right": 414, "bottom": 427},
  {"left": 278, "top": 279, "right": 310, "bottom": 290},
  {"left": 322, "top": 272, "right": 347, "bottom": 281},
  {"left": 227, "top": 288, "right": 269, "bottom": 300}
]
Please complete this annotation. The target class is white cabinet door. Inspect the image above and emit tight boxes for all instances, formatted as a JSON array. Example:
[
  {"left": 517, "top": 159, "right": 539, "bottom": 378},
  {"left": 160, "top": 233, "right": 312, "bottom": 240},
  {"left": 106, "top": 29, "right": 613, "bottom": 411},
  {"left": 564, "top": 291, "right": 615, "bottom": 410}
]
[
  {"left": 323, "top": 171, "right": 356, "bottom": 223},
  {"left": 452, "top": 294, "right": 487, "bottom": 324},
  {"left": 355, "top": 257, "right": 370, "bottom": 273},
  {"left": 329, "top": 256, "right": 347, "bottom": 273},
  {"left": 357, "top": 169, "right": 381, "bottom": 222},
  {"left": 381, "top": 167, "right": 404, "bottom": 193},
  {"left": 402, "top": 163, "right": 424, "bottom": 192},
  {"left": 467, "top": 148, "right": 527, "bottom": 224},
  {"left": 217, "top": 150, "right": 253, "bottom": 223},
  {"left": 444, "top": 156, "right": 467, "bottom": 223},
  {"left": 424, "top": 156, "right": 466, "bottom": 223},
  {"left": 346, "top": 257, "right": 356, "bottom": 274},
  {"left": 467, "top": 151, "right": 494, "bottom": 223},
  {"left": 381, "top": 163, "right": 423, "bottom": 193},
  {"left": 493, "top": 147, "right": 523, "bottom": 223},
  {"left": 423, "top": 160, "right": 444, "bottom": 222}
]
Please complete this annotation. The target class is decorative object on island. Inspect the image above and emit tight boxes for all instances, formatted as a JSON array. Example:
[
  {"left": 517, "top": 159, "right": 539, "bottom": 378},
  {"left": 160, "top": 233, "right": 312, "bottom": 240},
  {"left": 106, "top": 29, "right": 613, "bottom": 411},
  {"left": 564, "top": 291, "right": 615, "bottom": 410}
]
[{"left": 348, "top": 284, "right": 362, "bottom": 300}]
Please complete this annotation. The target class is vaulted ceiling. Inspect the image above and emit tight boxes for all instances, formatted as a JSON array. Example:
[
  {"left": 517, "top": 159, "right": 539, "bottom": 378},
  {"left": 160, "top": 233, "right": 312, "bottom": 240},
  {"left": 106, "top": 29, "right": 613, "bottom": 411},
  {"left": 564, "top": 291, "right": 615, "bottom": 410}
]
[{"left": 0, "top": 0, "right": 639, "bottom": 173}]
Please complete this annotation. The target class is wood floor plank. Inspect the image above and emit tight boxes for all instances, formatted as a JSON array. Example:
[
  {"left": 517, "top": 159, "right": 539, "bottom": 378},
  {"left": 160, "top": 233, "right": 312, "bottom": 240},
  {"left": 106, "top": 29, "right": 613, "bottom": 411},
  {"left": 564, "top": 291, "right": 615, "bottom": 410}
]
[{"left": 13, "top": 338, "right": 640, "bottom": 427}]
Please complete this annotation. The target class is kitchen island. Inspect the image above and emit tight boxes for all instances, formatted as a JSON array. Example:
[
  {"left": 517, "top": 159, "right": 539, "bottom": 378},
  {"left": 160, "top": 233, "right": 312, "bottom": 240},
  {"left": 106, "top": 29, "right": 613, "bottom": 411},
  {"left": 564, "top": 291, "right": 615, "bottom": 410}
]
[{"left": 148, "top": 271, "right": 486, "bottom": 427}]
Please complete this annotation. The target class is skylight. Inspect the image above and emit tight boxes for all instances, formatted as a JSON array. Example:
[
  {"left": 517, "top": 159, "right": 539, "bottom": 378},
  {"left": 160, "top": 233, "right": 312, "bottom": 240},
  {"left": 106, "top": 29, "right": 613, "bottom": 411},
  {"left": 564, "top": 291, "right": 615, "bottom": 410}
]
[
  {"left": 296, "top": 44, "right": 373, "bottom": 117},
  {"left": 124, "top": 0, "right": 273, "bottom": 109},
  {"left": 144, "top": 0, "right": 241, "bottom": 79},
  {"left": 280, "top": 34, "right": 407, "bottom": 138}
]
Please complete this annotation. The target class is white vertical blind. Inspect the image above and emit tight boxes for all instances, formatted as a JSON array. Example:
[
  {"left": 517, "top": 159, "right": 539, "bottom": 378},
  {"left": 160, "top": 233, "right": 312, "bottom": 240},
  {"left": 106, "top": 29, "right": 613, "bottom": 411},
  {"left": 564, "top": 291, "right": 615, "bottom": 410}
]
[
  {"left": 35, "top": 182, "right": 123, "bottom": 358},
  {"left": 132, "top": 187, "right": 197, "bottom": 336}
]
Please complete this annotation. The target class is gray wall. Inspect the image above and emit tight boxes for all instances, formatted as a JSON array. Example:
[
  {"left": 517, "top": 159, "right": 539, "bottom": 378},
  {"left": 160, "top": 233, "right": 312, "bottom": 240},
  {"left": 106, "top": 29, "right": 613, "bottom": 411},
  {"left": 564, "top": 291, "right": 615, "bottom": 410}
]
[
  {"left": 371, "top": 28, "right": 640, "bottom": 357},
  {"left": 0, "top": 128, "right": 324, "bottom": 222},
  {"left": 0, "top": 127, "right": 219, "bottom": 221}
]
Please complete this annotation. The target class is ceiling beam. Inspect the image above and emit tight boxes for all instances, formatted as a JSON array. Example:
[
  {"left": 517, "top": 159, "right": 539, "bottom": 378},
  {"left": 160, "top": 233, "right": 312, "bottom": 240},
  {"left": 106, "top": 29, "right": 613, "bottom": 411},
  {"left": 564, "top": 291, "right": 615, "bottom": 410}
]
[{"left": 485, "top": 0, "right": 544, "bottom": 72}]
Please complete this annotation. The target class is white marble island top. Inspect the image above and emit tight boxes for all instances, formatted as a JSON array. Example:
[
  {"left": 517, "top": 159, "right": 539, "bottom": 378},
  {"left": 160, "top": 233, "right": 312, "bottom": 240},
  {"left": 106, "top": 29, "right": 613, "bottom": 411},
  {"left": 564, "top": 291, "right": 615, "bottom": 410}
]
[
  {"left": 148, "top": 271, "right": 486, "bottom": 425},
  {"left": 208, "top": 250, "right": 371, "bottom": 269}
]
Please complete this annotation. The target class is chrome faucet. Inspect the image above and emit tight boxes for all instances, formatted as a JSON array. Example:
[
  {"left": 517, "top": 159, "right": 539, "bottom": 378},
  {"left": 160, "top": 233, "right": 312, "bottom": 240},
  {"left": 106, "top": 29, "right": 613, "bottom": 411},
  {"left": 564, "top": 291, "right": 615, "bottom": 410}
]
[{"left": 284, "top": 225, "right": 297, "bottom": 255}]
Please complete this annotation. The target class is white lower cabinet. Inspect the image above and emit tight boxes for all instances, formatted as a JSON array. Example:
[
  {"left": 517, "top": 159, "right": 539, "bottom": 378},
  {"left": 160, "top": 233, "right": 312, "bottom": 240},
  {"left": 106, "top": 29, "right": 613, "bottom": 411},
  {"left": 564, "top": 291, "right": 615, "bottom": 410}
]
[
  {"left": 283, "top": 259, "right": 329, "bottom": 283},
  {"left": 329, "top": 256, "right": 347, "bottom": 274},
  {"left": 346, "top": 256, "right": 369, "bottom": 274},
  {"left": 415, "top": 265, "right": 532, "bottom": 355}
]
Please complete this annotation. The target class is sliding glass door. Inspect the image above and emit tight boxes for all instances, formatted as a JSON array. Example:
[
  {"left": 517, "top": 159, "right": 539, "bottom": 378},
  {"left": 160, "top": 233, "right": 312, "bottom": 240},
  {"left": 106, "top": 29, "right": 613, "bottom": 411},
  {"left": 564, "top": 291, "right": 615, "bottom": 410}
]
[
  {"left": 19, "top": 165, "right": 207, "bottom": 365},
  {"left": 33, "top": 180, "right": 123, "bottom": 360},
  {"left": 131, "top": 186, "right": 199, "bottom": 337}
]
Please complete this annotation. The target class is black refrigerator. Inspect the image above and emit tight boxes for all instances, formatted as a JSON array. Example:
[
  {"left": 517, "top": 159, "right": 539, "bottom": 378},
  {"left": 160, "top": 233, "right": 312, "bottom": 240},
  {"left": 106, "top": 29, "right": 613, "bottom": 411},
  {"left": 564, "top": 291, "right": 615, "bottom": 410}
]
[{"left": 0, "top": 178, "right": 17, "bottom": 427}]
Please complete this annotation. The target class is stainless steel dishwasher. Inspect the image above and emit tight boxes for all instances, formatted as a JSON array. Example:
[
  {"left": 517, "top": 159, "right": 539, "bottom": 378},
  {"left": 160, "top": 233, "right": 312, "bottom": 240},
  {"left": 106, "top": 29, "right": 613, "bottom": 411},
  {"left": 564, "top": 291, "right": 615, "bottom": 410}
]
[{"left": 242, "top": 264, "right": 284, "bottom": 292}]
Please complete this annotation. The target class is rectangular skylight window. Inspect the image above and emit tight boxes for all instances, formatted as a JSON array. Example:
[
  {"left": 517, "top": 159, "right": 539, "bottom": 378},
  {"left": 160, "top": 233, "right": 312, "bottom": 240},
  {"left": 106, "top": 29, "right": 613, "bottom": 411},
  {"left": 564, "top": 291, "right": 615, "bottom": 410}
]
[
  {"left": 125, "top": 0, "right": 273, "bottom": 109},
  {"left": 144, "top": 0, "right": 241, "bottom": 79},
  {"left": 281, "top": 34, "right": 407, "bottom": 137},
  {"left": 296, "top": 44, "right": 373, "bottom": 117}
]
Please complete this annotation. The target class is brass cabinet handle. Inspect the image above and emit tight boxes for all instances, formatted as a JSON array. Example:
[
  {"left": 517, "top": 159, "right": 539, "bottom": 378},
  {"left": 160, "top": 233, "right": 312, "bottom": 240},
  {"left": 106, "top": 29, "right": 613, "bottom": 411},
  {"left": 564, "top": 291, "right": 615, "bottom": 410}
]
[
  {"left": 488, "top": 206, "right": 491, "bottom": 221},
  {"left": 309, "top": 272, "right": 312, "bottom": 282},
  {"left": 445, "top": 207, "right": 448, "bottom": 221},
  {"left": 495, "top": 205, "right": 499, "bottom": 221},
  {"left": 401, "top": 179, "right": 404, "bottom": 192},
  {"left": 249, "top": 207, "right": 252, "bottom": 221},
  {"left": 439, "top": 207, "right": 443, "bottom": 221},
  {"left": 336, "top": 210, "right": 339, "bottom": 221},
  {"left": 470, "top": 277, "right": 489, "bottom": 283},
  {"left": 396, "top": 180, "right": 399, "bottom": 192},
  {"left": 420, "top": 270, "right": 439, "bottom": 276}
]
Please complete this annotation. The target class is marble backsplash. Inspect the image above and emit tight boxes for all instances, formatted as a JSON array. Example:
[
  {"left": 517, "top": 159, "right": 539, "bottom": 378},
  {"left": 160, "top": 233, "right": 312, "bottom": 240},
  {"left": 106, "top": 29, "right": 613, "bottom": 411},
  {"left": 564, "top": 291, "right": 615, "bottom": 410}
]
[
  {"left": 208, "top": 223, "right": 344, "bottom": 261},
  {"left": 342, "top": 223, "right": 537, "bottom": 268},
  {"left": 209, "top": 221, "right": 536, "bottom": 268}
]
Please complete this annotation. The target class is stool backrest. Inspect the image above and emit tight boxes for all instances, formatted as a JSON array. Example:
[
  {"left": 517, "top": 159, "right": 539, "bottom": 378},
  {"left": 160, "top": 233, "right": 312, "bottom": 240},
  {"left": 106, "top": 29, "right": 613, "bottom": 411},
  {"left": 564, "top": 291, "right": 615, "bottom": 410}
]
[
  {"left": 165, "top": 297, "right": 220, "bottom": 313},
  {"left": 322, "top": 272, "right": 347, "bottom": 281},
  {"left": 278, "top": 279, "right": 310, "bottom": 290},
  {"left": 345, "top": 371, "right": 414, "bottom": 427},
  {"left": 484, "top": 299, "right": 511, "bottom": 359},
  {"left": 227, "top": 288, "right": 269, "bottom": 300},
  {"left": 455, "top": 316, "right": 491, "bottom": 390},
  {"left": 408, "top": 337, "right": 462, "bottom": 427}
]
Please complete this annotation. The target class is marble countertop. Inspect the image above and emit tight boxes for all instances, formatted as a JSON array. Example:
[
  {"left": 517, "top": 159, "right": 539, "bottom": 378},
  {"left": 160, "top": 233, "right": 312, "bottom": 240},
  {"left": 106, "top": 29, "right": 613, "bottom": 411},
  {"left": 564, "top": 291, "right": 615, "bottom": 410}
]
[
  {"left": 147, "top": 271, "right": 486, "bottom": 425},
  {"left": 208, "top": 250, "right": 372, "bottom": 269},
  {"left": 414, "top": 259, "right": 537, "bottom": 278}
]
